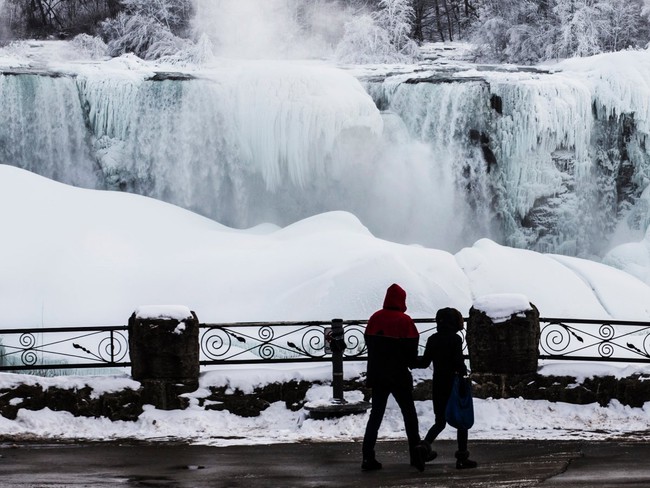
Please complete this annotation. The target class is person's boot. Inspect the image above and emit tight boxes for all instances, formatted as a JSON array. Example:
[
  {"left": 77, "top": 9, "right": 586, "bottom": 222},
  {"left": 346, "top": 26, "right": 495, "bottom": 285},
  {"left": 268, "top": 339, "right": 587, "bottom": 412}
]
[
  {"left": 422, "top": 437, "right": 438, "bottom": 463},
  {"left": 423, "top": 440, "right": 437, "bottom": 462},
  {"left": 409, "top": 441, "right": 428, "bottom": 472},
  {"left": 361, "top": 458, "right": 382, "bottom": 471},
  {"left": 455, "top": 450, "right": 478, "bottom": 469}
]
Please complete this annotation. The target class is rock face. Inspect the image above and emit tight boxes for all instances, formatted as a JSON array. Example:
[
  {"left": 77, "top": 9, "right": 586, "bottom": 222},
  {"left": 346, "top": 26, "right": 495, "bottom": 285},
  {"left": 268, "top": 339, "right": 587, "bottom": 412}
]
[
  {"left": 467, "top": 304, "right": 540, "bottom": 375},
  {"left": 0, "top": 383, "right": 142, "bottom": 421},
  {"left": 469, "top": 373, "right": 650, "bottom": 408},
  {"left": 128, "top": 311, "right": 200, "bottom": 409},
  {"left": 3, "top": 373, "right": 650, "bottom": 422}
]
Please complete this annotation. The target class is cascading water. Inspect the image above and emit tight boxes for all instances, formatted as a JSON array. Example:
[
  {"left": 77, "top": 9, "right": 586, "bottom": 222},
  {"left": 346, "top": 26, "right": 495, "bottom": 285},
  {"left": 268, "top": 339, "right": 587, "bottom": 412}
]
[
  {"left": 0, "top": 60, "right": 473, "bottom": 250},
  {"left": 0, "top": 74, "right": 98, "bottom": 188},
  {"left": 2, "top": 45, "right": 650, "bottom": 257},
  {"left": 365, "top": 77, "right": 498, "bottom": 248},
  {"left": 365, "top": 62, "right": 650, "bottom": 258}
]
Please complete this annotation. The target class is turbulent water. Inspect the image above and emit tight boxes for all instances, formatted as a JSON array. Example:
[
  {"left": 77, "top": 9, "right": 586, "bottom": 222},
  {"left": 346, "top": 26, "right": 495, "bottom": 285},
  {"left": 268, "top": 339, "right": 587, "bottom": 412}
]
[{"left": 1, "top": 50, "right": 650, "bottom": 256}]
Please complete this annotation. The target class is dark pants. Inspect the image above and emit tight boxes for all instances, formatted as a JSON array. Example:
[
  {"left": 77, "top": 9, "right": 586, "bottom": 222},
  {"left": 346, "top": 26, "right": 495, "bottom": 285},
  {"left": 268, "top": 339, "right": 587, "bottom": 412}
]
[
  {"left": 362, "top": 384, "right": 420, "bottom": 460},
  {"left": 425, "top": 379, "right": 468, "bottom": 452}
]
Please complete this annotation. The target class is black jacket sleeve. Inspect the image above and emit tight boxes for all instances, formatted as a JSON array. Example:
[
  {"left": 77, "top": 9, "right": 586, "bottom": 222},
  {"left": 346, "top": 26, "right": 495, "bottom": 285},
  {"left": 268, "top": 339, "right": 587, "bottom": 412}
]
[
  {"left": 415, "top": 336, "right": 433, "bottom": 369},
  {"left": 452, "top": 334, "right": 468, "bottom": 376}
]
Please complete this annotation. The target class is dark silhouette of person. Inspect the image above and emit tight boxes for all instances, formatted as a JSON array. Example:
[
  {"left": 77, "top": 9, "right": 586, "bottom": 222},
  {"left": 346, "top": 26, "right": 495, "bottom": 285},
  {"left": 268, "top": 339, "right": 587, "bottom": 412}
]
[
  {"left": 417, "top": 307, "right": 477, "bottom": 469},
  {"left": 361, "top": 283, "right": 428, "bottom": 472}
]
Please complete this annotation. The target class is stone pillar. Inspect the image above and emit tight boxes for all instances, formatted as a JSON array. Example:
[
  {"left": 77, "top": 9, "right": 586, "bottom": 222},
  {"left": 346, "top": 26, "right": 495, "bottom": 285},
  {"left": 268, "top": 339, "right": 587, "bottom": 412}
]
[
  {"left": 128, "top": 306, "right": 200, "bottom": 410},
  {"left": 467, "top": 299, "right": 540, "bottom": 375}
]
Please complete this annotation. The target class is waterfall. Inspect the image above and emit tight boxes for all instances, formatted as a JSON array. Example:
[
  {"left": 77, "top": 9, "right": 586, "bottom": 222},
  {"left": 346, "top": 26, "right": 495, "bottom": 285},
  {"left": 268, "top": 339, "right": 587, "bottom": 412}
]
[
  {"left": 366, "top": 60, "right": 650, "bottom": 257},
  {"left": 0, "top": 74, "right": 98, "bottom": 188},
  {"left": 2, "top": 49, "right": 650, "bottom": 256},
  {"left": 0, "top": 62, "right": 471, "bottom": 249}
]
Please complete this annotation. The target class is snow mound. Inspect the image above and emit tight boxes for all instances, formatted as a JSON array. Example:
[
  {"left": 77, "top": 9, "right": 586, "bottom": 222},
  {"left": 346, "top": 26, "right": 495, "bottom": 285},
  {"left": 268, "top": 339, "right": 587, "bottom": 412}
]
[{"left": 3, "top": 166, "right": 650, "bottom": 328}]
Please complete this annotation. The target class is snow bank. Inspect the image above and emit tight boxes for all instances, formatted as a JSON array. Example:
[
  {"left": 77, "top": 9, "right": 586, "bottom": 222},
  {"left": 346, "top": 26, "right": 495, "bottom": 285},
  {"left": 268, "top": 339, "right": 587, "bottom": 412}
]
[
  {"left": 2, "top": 165, "right": 650, "bottom": 329},
  {"left": 0, "top": 371, "right": 648, "bottom": 444},
  {"left": 604, "top": 225, "right": 650, "bottom": 286},
  {"left": 455, "top": 238, "right": 650, "bottom": 320}
]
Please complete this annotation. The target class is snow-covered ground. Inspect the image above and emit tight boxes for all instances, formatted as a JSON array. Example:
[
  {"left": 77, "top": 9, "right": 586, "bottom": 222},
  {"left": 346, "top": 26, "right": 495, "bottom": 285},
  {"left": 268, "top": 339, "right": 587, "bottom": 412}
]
[
  {"left": 3, "top": 164, "right": 650, "bottom": 327},
  {"left": 2, "top": 165, "right": 650, "bottom": 444},
  {"left": 1, "top": 361, "right": 650, "bottom": 445}
]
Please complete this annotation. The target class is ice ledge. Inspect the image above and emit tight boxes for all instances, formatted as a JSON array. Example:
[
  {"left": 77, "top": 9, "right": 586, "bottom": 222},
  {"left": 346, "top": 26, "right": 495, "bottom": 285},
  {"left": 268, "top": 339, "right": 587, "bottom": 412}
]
[{"left": 0, "top": 68, "right": 195, "bottom": 81}]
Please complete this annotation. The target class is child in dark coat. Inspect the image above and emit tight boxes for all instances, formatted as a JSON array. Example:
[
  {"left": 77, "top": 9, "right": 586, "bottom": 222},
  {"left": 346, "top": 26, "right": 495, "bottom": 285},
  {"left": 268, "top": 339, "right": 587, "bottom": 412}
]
[{"left": 417, "top": 307, "right": 477, "bottom": 469}]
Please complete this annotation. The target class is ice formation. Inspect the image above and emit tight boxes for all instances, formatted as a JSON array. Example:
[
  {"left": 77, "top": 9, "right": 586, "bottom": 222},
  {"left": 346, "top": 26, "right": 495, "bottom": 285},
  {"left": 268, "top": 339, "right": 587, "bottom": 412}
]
[
  {"left": 366, "top": 53, "right": 650, "bottom": 256},
  {"left": 1, "top": 45, "right": 650, "bottom": 257}
]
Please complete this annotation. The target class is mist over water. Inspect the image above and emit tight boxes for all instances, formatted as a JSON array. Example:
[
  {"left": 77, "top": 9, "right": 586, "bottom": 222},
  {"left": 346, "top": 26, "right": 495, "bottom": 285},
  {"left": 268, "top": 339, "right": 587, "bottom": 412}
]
[
  {"left": 185, "top": 0, "right": 488, "bottom": 250},
  {"left": 0, "top": 0, "right": 10, "bottom": 44},
  {"left": 191, "top": 0, "right": 350, "bottom": 60}
]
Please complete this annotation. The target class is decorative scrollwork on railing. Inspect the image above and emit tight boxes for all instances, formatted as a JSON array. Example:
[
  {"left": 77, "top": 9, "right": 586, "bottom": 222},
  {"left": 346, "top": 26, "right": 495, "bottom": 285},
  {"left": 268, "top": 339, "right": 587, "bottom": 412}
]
[
  {"left": 201, "top": 327, "right": 238, "bottom": 360},
  {"left": 538, "top": 319, "right": 650, "bottom": 361},
  {"left": 598, "top": 323, "right": 615, "bottom": 341},
  {"left": 343, "top": 323, "right": 366, "bottom": 357},
  {"left": 18, "top": 333, "right": 38, "bottom": 366},
  {"left": 641, "top": 335, "right": 650, "bottom": 358},
  {"left": 598, "top": 341, "right": 614, "bottom": 358},
  {"left": 259, "top": 325, "right": 274, "bottom": 342},
  {"left": 98, "top": 331, "right": 128, "bottom": 363},
  {"left": 72, "top": 331, "right": 130, "bottom": 363},
  {"left": 540, "top": 322, "right": 573, "bottom": 355},
  {"left": 259, "top": 343, "right": 276, "bottom": 360},
  {"left": 21, "top": 349, "right": 38, "bottom": 366},
  {"left": 19, "top": 332, "right": 36, "bottom": 349},
  {"left": 300, "top": 326, "right": 327, "bottom": 358},
  {"left": 5, "top": 317, "right": 650, "bottom": 373}
]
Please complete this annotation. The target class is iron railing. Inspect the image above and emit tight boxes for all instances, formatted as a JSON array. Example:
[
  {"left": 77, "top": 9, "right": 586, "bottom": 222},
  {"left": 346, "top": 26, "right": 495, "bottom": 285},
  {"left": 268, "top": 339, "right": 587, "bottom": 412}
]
[
  {"left": 538, "top": 318, "right": 650, "bottom": 362},
  {"left": 197, "top": 319, "right": 440, "bottom": 365},
  {"left": 0, "top": 325, "right": 130, "bottom": 371},
  {"left": 0, "top": 317, "right": 649, "bottom": 372}
]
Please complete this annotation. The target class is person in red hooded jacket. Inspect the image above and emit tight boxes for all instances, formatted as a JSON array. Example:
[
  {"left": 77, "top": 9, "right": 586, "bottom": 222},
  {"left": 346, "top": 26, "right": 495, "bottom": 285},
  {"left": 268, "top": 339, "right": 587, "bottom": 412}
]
[{"left": 361, "top": 283, "right": 428, "bottom": 472}]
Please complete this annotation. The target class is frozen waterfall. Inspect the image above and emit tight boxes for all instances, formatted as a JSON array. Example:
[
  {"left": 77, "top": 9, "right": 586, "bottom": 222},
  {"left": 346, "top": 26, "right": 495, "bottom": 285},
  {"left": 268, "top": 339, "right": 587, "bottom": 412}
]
[
  {"left": 0, "top": 73, "right": 97, "bottom": 187},
  {"left": 0, "top": 59, "right": 473, "bottom": 249},
  {"left": 1, "top": 48, "right": 650, "bottom": 256},
  {"left": 364, "top": 53, "right": 650, "bottom": 257}
]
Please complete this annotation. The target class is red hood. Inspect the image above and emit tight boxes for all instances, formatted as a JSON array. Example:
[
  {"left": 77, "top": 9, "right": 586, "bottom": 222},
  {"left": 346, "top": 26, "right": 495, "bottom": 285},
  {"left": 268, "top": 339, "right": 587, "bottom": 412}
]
[{"left": 382, "top": 283, "right": 407, "bottom": 312}]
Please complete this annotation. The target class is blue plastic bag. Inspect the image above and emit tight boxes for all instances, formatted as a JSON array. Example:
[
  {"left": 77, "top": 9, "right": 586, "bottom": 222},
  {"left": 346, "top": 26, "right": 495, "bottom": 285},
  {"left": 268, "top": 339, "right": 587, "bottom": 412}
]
[{"left": 445, "top": 375, "right": 474, "bottom": 430}]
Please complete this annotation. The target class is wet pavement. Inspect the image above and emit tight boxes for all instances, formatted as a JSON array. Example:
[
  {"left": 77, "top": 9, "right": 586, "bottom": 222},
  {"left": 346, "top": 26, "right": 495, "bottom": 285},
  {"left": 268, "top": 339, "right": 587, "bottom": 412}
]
[{"left": 0, "top": 438, "right": 649, "bottom": 487}]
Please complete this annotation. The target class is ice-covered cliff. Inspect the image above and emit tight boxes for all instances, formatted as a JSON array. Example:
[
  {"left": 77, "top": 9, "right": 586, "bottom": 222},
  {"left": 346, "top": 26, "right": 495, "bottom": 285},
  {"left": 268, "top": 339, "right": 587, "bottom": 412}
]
[
  {"left": 2, "top": 43, "right": 650, "bottom": 257},
  {"left": 365, "top": 50, "right": 650, "bottom": 257}
]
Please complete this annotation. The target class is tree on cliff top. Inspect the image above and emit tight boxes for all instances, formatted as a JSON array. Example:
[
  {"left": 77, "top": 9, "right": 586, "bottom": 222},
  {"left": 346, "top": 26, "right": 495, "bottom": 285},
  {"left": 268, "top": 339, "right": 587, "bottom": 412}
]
[
  {"left": 99, "top": 0, "right": 195, "bottom": 61},
  {"left": 336, "top": 0, "right": 420, "bottom": 63}
]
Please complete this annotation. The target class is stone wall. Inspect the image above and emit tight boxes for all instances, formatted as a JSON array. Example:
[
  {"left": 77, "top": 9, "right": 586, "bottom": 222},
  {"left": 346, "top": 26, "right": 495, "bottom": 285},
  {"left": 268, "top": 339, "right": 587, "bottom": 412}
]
[{"left": 2, "top": 373, "right": 650, "bottom": 421}]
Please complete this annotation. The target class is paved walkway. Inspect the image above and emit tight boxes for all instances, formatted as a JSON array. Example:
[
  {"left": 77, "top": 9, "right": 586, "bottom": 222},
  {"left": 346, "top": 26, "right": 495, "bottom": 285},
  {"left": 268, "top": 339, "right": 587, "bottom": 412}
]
[{"left": 1, "top": 438, "right": 649, "bottom": 487}]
